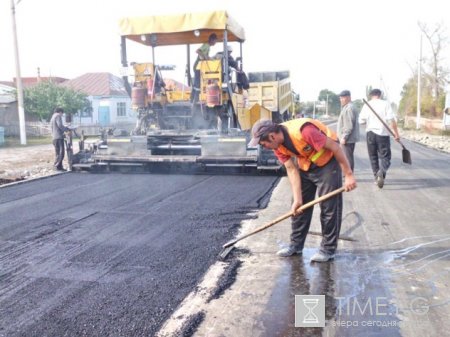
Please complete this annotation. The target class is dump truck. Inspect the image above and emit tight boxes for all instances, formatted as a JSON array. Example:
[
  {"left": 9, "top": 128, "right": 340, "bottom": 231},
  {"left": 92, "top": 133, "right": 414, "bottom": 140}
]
[
  {"left": 72, "top": 10, "right": 283, "bottom": 174},
  {"left": 247, "top": 71, "right": 293, "bottom": 123}
]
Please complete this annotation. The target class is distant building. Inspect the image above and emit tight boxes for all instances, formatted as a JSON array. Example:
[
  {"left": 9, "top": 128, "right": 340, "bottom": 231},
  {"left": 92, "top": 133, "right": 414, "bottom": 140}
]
[
  {"left": 16, "top": 76, "right": 68, "bottom": 88},
  {"left": 0, "top": 76, "right": 75, "bottom": 136},
  {"left": 163, "top": 78, "right": 190, "bottom": 92},
  {"left": 62, "top": 72, "right": 134, "bottom": 127},
  {"left": 1, "top": 77, "right": 68, "bottom": 125},
  {"left": 0, "top": 82, "right": 18, "bottom": 127}
]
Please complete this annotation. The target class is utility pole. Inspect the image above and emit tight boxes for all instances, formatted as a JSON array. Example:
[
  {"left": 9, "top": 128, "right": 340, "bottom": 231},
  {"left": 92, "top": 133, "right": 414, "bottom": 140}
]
[
  {"left": 325, "top": 93, "right": 329, "bottom": 118},
  {"left": 416, "top": 33, "right": 422, "bottom": 130},
  {"left": 11, "top": 0, "right": 27, "bottom": 145}
]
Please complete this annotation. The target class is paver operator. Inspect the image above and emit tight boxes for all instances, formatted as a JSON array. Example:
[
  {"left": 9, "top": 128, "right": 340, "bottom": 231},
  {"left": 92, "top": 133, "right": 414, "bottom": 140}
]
[
  {"left": 191, "top": 33, "right": 218, "bottom": 102},
  {"left": 248, "top": 119, "right": 357, "bottom": 262}
]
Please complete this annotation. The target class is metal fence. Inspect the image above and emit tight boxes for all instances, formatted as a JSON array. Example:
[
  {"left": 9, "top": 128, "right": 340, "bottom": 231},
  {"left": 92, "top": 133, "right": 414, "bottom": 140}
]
[
  {"left": 2, "top": 122, "right": 51, "bottom": 137},
  {"left": 2, "top": 121, "right": 136, "bottom": 137}
]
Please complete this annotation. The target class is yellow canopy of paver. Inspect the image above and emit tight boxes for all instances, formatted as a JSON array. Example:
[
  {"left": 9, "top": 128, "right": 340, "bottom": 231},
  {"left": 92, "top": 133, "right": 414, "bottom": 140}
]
[{"left": 119, "top": 10, "right": 245, "bottom": 46}]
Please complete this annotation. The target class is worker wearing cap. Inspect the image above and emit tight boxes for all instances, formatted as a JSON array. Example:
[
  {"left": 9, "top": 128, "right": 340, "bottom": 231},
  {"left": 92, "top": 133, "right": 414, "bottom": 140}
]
[
  {"left": 337, "top": 90, "right": 359, "bottom": 172},
  {"left": 248, "top": 118, "right": 357, "bottom": 262}
]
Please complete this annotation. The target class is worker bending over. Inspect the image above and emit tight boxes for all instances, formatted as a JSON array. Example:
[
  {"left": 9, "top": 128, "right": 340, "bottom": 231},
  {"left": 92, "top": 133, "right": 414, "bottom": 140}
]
[{"left": 248, "top": 118, "right": 357, "bottom": 262}]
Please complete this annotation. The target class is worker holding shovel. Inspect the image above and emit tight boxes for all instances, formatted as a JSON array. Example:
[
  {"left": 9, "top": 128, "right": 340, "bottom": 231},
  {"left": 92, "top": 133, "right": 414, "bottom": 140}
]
[
  {"left": 248, "top": 118, "right": 357, "bottom": 262},
  {"left": 359, "top": 89, "right": 401, "bottom": 188}
]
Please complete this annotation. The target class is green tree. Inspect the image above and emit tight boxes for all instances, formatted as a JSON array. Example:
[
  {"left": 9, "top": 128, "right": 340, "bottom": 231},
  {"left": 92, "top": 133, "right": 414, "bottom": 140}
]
[
  {"left": 398, "top": 22, "right": 449, "bottom": 119},
  {"left": 399, "top": 72, "right": 444, "bottom": 118},
  {"left": 23, "top": 81, "right": 89, "bottom": 121},
  {"left": 400, "top": 21, "right": 449, "bottom": 118},
  {"left": 318, "top": 89, "right": 340, "bottom": 115},
  {"left": 418, "top": 21, "right": 449, "bottom": 111},
  {"left": 352, "top": 99, "right": 364, "bottom": 113}
]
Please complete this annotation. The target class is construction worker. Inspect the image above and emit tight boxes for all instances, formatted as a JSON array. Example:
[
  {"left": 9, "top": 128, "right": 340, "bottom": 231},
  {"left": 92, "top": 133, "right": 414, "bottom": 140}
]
[
  {"left": 248, "top": 119, "right": 357, "bottom": 262},
  {"left": 191, "top": 33, "right": 218, "bottom": 103},
  {"left": 337, "top": 90, "right": 359, "bottom": 172},
  {"left": 359, "top": 88, "right": 400, "bottom": 188},
  {"left": 50, "top": 107, "right": 69, "bottom": 171}
]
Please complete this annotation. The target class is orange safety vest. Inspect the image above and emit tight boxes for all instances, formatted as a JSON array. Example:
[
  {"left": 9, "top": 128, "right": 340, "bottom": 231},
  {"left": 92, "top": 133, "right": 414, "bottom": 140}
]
[{"left": 278, "top": 118, "right": 338, "bottom": 171}]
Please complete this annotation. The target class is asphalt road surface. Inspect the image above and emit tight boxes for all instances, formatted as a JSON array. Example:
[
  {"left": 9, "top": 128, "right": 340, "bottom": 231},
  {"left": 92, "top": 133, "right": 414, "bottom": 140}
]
[
  {"left": 1, "top": 129, "right": 449, "bottom": 337},
  {"left": 0, "top": 173, "right": 279, "bottom": 336}
]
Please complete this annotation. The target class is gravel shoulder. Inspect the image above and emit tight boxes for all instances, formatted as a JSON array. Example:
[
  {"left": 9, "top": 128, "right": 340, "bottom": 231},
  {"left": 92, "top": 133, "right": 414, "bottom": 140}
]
[
  {"left": 400, "top": 128, "right": 450, "bottom": 153},
  {"left": 0, "top": 143, "right": 72, "bottom": 183}
]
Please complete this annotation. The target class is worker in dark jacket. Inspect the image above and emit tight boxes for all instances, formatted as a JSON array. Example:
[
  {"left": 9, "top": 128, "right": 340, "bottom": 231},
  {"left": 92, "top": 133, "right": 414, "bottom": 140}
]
[
  {"left": 50, "top": 107, "right": 69, "bottom": 171},
  {"left": 248, "top": 119, "right": 357, "bottom": 262}
]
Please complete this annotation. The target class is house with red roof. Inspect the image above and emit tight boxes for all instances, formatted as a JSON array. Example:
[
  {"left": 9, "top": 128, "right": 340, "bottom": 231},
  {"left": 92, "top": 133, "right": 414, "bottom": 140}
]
[
  {"left": 0, "top": 78, "right": 65, "bottom": 127},
  {"left": 62, "top": 72, "right": 134, "bottom": 127},
  {"left": 18, "top": 76, "right": 68, "bottom": 88}
]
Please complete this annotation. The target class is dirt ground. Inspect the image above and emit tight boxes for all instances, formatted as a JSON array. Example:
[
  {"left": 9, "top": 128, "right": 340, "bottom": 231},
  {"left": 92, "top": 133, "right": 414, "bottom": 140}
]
[
  {"left": 0, "top": 129, "right": 448, "bottom": 185},
  {"left": 0, "top": 143, "right": 77, "bottom": 183}
]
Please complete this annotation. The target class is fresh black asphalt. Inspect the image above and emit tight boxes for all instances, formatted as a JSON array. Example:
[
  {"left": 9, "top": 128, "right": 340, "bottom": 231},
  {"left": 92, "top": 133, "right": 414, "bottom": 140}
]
[{"left": 0, "top": 173, "right": 279, "bottom": 337}]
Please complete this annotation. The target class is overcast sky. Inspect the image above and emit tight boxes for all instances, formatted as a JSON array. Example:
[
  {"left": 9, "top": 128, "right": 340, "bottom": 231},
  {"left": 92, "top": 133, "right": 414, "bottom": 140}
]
[{"left": 0, "top": 0, "right": 447, "bottom": 104}]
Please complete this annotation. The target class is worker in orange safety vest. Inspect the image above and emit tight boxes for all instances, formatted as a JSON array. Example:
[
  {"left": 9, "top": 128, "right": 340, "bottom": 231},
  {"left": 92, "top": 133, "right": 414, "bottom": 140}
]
[{"left": 248, "top": 118, "right": 357, "bottom": 262}]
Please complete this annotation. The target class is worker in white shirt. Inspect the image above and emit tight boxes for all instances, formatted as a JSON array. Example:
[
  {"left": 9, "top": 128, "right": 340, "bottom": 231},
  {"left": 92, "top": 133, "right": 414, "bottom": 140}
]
[{"left": 359, "top": 89, "right": 400, "bottom": 188}]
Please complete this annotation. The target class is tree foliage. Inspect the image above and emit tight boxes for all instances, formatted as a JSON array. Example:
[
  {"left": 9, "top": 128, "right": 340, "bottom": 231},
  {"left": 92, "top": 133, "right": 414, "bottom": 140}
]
[
  {"left": 399, "top": 72, "right": 446, "bottom": 118},
  {"left": 23, "top": 81, "right": 89, "bottom": 121},
  {"left": 399, "top": 21, "right": 448, "bottom": 118},
  {"left": 418, "top": 21, "right": 449, "bottom": 102},
  {"left": 352, "top": 99, "right": 364, "bottom": 113},
  {"left": 318, "top": 89, "right": 340, "bottom": 115}
]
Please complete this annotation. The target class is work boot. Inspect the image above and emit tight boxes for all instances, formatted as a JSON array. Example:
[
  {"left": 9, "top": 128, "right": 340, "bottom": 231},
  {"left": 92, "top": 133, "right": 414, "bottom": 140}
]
[
  {"left": 376, "top": 171, "right": 384, "bottom": 189},
  {"left": 276, "top": 245, "right": 302, "bottom": 257},
  {"left": 310, "top": 250, "right": 335, "bottom": 262}
]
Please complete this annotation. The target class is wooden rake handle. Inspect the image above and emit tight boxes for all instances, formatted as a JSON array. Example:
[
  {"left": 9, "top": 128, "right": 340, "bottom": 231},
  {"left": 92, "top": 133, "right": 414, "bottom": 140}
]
[{"left": 222, "top": 187, "right": 346, "bottom": 248}]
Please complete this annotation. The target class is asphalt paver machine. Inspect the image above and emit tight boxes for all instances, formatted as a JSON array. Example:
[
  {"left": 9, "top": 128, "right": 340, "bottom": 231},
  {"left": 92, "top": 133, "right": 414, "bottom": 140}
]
[{"left": 73, "top": 11, "right": 282, "bottom": 174}]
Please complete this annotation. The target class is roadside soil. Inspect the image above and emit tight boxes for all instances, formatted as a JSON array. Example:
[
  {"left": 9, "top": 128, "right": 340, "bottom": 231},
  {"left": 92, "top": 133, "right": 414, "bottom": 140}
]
[
  {"left": 400, "top": 128, "right": 450, "bottom": 153},
  {"left": 0, "top": 143, "right": 74, "bottom": 184},
  {"left": 0, "top": 129, "right": 448, "bottom": 185}
]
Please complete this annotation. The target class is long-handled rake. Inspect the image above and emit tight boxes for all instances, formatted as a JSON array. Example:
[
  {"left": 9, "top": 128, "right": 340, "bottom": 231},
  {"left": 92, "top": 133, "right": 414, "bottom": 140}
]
[{"left": 219, "top": 187, "right": 356, "bottom": 259}]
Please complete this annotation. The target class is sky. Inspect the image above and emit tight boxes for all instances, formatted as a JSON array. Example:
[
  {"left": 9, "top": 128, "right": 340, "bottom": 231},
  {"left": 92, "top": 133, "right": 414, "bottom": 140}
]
[{"left": 0, "top": 0, "right": 447, "bottom": 104}]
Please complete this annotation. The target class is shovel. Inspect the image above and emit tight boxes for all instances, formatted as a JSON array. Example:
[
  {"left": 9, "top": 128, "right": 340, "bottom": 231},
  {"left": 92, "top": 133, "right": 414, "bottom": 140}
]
[
  {"left": 220, "top": 187, "right": 355, "bottom": 259},
  {"left": 362, "top": 99, "right": 412, "bottom": 165}
]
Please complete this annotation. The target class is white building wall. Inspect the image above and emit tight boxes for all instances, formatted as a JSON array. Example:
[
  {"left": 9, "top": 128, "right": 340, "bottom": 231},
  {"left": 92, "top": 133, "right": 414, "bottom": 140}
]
[{"left": 75, "top": 95, "right": 135, "bottom": 126}]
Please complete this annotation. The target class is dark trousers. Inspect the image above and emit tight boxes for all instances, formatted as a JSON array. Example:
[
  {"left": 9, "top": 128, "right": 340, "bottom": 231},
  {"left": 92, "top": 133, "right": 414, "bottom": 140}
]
[
  {"left": 366, "top": 131, "right": 391, "bottom": 178},
  {"left": 190, "top": 60, "right": 201, "bottom": 103},
  {"left": 341, "top": 143, "right": 355, "bottom": 172},
  {"left": 53, "top": 138, "right": 65, "bottom": 169},
  {"left": 190, "top": 70, "right": 200, "bottom": 103},
  {"left": 290, "top": 158, "right": 343, "bottom": 254}
]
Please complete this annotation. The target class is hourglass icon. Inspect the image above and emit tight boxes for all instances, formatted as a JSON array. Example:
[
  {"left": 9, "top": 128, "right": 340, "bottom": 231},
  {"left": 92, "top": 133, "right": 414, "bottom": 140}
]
[{"left": 302, "top": 298, "right": 319, "bottom": 323}]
